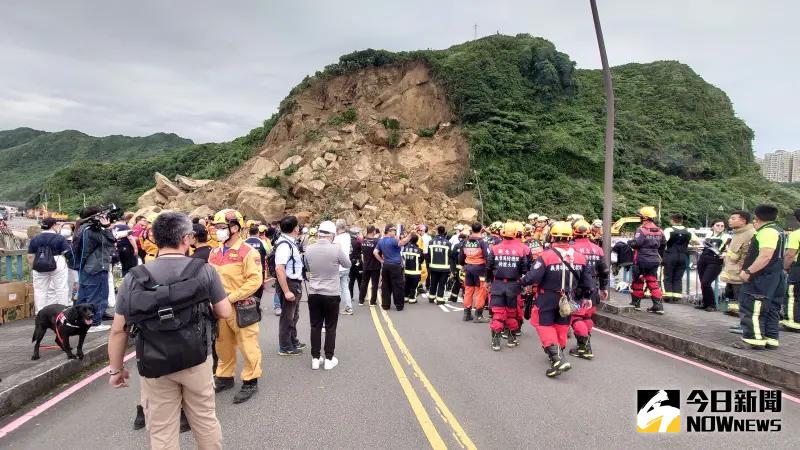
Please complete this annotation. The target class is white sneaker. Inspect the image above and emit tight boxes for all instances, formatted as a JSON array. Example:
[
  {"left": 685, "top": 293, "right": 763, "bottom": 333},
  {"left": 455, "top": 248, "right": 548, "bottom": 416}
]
[
  {"left": 274, "top": 308, "right": 282, "bottom": 316},
  {"left": 324, "top": 357, "right": 339, "bottom": 370},
  {"left": 88, "top": 324, "right": 110, "bottom": 333},
  {"left": 311, "top": 358, "right": 321, "bottom": 370},
  {"left": 342, "top": 308, "right": 353, "bottom": 315}
]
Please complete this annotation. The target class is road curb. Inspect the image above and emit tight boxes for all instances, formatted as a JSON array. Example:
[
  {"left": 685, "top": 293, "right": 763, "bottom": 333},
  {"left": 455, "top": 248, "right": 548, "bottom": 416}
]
[
  {"left": 594, "top": 311, "right": 800, "bottom": 394},
  {"left": 0, "top": 339, "right": 110, "bottom": 418}
]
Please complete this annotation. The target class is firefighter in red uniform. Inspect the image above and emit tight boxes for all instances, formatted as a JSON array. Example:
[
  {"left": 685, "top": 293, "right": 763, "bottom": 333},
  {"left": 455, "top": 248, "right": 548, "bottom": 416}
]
[
  {"left": 522, "top": 224, "right": 543, "bottom": 322},
  {"left": 569, "top": 220, "right": 610, "bottom": 359},
  {"left": 629, "top": 206, "right": 667, "bottom": 314},
  {"left": 458, "top": 222, "right": 491, "bottom": 322},
  {"left": 487, "top": 222, "right": 530, "bottom": 350},
  {"left": 521, "top": 221, "right": 594, "bottom": 377}
]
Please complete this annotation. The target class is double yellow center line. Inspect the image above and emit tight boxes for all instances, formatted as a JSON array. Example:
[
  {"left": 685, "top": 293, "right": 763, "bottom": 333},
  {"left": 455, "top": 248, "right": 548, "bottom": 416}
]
[{"left": 369, "top": 307, "right": 476, "bottom": 450}]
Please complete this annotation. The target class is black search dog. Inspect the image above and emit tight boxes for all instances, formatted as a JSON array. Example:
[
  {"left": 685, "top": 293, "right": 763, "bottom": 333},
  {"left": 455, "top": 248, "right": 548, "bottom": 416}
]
[{"left": 32, "top": 304, "right": 96, "bottom": 360}]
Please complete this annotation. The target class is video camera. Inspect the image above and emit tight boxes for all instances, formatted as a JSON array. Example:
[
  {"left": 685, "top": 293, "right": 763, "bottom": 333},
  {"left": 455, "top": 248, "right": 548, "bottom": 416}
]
[{"left": 79, "top": 204, "right": 122, "bottom": 229}]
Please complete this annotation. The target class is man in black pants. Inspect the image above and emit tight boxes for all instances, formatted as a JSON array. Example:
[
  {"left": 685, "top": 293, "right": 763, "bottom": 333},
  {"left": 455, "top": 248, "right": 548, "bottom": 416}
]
[
  {"left": 448, "top": 231, "right": 467, "bottom": 302},
  {"left": 359, "top": 226, "right": 381, "bottom": 306},
  {"left": 375, "top": 225, "right": 412, "bottom": 311},
  {"left": 304, "top": 221, "right": 351, "bottom": 370},
  {"left": 427, "top": 225, "right": 451, "bottom": 305},
  {"left": 662, "top": 213, "right": 699, "bottom": 302},
  {"left": 348, "top": 229, "right": 362, "bottom": 299}
]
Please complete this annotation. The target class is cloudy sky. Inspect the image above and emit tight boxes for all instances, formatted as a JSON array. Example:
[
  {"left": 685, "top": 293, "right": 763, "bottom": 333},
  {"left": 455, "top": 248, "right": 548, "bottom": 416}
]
[{"left": 0, "top": 0, "right": 796, "bottom": 155}]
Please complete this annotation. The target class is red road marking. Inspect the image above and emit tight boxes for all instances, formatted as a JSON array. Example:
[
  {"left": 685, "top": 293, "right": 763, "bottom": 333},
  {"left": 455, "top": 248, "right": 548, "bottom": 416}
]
[
  {"left": 594, "top": 328, "right": 800, "bottom": 405},
  {"left": 0, "top": 351, "right": 136, "bottom": 439}
]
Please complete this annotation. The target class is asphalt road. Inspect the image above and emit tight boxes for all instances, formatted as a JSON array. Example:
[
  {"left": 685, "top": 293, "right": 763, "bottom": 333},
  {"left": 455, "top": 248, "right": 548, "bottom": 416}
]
[{"left": 2, "top": 287, "right": 799, "bottom": 449}]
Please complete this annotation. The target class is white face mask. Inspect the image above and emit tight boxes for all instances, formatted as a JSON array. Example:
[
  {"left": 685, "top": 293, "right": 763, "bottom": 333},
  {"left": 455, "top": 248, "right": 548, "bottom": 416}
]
[
  {"left": 60, "top": 228, "right": 72, "bottom": 237},
  {"left": 216, "top": 229, "right": 230, "bottom": 243}
]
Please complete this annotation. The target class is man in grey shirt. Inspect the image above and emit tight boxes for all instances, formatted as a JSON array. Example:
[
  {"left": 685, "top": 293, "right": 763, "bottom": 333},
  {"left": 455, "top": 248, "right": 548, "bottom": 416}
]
[{"left": 303, "top": 220, "right": 351, "bottom": 370}]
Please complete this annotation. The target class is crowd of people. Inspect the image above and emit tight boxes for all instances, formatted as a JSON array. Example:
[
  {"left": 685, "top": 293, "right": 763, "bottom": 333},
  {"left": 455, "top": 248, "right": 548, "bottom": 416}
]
[{"left": 18, "top": 201, "right": 800, "bottom": 450}]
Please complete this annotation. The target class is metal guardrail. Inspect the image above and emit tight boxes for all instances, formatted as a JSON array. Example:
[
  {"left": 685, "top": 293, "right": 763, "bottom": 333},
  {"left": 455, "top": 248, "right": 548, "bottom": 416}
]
[{"left": 0, "top": 250, "right": 27, "bottom": 281}]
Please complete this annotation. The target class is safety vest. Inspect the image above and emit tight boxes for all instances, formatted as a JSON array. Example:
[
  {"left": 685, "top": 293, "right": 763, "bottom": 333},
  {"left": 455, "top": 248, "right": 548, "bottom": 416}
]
[
  {"left": 402, "top": 245, "right": 423, "bottom": 275},
  {"left": 428, "top": 237, "right": 450, "bottom": 271},
  {"left": 743, "top": 222, "right": 785, "bottom": 276},
  {"left": 665, "top": 226, "right": 691, "bottom": 255}
]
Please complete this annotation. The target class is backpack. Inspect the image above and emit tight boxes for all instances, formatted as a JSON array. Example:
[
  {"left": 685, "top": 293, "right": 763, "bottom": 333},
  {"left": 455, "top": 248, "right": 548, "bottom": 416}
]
[
  {"left": 126, "top": 258, "right": 212, "bottom": 378},
  {"left": 266, "top": 238, "right": 296, "bottom": 278},
  {"left": 32, "top": 243, "right": 57, "bottom": 272}
]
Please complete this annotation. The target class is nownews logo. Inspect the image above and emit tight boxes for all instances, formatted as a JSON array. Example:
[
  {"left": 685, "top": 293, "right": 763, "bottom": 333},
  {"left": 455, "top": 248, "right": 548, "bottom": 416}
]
[{"left": 637, "top": 389, "right": 782, "bottom": 433}]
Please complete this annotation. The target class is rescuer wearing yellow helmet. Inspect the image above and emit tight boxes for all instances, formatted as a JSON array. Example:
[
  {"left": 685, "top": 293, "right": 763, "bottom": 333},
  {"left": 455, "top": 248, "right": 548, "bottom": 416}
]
[{"left": 629, "top": 206, "right": 667, "bottom": 314}]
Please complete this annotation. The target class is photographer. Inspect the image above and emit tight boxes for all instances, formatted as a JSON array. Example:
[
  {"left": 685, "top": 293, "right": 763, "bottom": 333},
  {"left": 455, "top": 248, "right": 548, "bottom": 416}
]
[{"left": 75, "top": 205, "right": 118, "bottom": 332}]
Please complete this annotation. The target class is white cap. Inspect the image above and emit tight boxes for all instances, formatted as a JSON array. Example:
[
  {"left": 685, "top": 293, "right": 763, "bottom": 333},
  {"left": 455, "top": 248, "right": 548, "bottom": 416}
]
[
  {"left": 302, "top": 227, "right": 309, "bottom": 234},
  {"left": 455, "top": 224, "right": 464, "bottom": 231},
  {"left": 318, "top": 220, "right": 336, "bottom": 235}
]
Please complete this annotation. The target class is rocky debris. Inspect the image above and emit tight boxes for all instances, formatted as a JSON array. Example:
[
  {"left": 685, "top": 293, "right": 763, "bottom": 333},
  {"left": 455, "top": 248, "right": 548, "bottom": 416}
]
[
  {"left": 295, "top": 211, "right": 313, "bottom": 225},
  {"left": 279, "top": 155, "right": 303, "bottom": 171},
  {"left": 132, "top": 205, "right": 163, "bottom": 222},
  {"left": 411, "top": 198, "right": 428, "bottom": 217},
  {"left": 155, "top": 172, "right": 184, "bottom": 199},
  {"left": 458, "top": 208, "right": 478, "bottom": 223},
  {"left": 352, "top": 191, "right": 370, "bottom": 210},
  {"left": 324, "top": 152, "right": 337, "bottom": 163},
  {"left": 338, "top": 124, "right": 355, "bottom": 134},
  {"left": 137, "top": 187, "right": 168, "bottom": 208},
  {"left": 331, "top": 136, "right": 343, "bottom": 143},
  {"left": 189, "top": 205, "right": 215, "bottom": 220},
  {"left": 366, "top": 127, "right": 389, "bottom": 147},
  {"left": 388, "top": 183, "right": 405, "bottom": 196},
  {"left": 292, "top": 179, "right": 326, "bottom": 197},
  {"left": 235, "top": 187, "right": 286, "bottom": 223},
  {"left": 250, "top": 157, "right": 279, "bottom": 178},
  {"left": 311, "top": 157, "right": 327, "bottom": 170},
  {"left": 367, "top": 184, "right": 386, "bottom": 199},
  {"left": 175, "top": 175, "right": 211, "bottom": 191}
]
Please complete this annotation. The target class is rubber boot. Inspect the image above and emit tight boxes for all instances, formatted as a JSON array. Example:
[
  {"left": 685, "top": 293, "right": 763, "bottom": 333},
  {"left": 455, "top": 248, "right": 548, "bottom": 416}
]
[
  {"left": 491, "top": 332, "right": 502, "bottom": 351},
  {"left": 506, "top": 332, "right": 519, "bottom": 348},
  {"left": 473, "top": 308, "right": 489, "bottom": 323},
  {"left": 647, "top": 298, "right": 665, "bottom": 315},
  {"left": 133, "top": 404, "right": 146, "bottom": 430},
  {"left": 630, "top": 295, "right": 641, "bottom": 311},
  {"left": 569, "top": 335, "right": 593, "bottom": 360},
  {"left": 544, "top": 345, "right": 572, "bottom": 377},
  {"left": 435, "top": 297, "right": 446, "bottom": 305},
  {"left": 428, "top": 294, "right": 435, "bottom": 304},
  {"left": 501, "top": 327, "right": 510, "bottom": 339},
  {"left": 463, "top": 308, "right": 473, "bottom": 322}
]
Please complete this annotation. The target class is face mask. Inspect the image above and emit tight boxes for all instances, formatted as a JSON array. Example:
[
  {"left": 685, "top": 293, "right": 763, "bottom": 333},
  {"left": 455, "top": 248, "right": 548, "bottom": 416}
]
[
  {"left": 216, "top": 229, "right": 230, "bottom": 243},
  {"left": 60, "top": 228, "right": 72, "bottom": 237}
]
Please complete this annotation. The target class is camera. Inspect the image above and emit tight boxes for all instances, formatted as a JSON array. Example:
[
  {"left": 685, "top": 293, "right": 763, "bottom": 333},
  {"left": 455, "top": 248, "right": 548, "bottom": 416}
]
[{"left": 80, "top": 204, "right": 122, "bottom": 229}]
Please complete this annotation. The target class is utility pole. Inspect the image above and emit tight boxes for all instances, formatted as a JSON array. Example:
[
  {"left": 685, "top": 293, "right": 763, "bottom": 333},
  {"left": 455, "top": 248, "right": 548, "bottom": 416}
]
[
  {"left": 83, "top": 193, "right": 87, "bottom": 208},
  {"left": 474, "top": 23, "right": 478, "bottom": 39},
  {"left": 590, "top": 0, "right": 616, "bottom": 263}
]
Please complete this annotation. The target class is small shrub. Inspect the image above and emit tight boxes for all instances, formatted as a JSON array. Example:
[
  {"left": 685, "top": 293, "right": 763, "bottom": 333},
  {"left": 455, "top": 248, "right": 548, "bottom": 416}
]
[
  {"left": 418, "top": 126, "right": 438, "bottom": 138},
  {"left": 327, "top": 107, "right": 358, "bottom": 126},
  {"left": 356, "top": 121, "right": 369, "bottom": 134},
  {"left": 388, "top": 130, "right": 401, "bottom": 149},
  {"left": 398, "top": 172, "right": 409, "bottom": 179},
  {"left": 380, "top": 117, "right": 400, "bottom": 130},
  {"left": 303, "top": 128, "right": 322, "bottom": 143},
  {"left": 283, "top": 164, "right": 298, "bottom": 176},
  {"left": 258, "top": 176, "right": 281, "bottom": 188}
]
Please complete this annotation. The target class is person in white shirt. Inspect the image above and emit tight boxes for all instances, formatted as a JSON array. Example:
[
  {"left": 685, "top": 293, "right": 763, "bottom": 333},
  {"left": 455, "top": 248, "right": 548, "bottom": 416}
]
[{"left": 333, "top": 219, "right": 353, "bottom": 314}]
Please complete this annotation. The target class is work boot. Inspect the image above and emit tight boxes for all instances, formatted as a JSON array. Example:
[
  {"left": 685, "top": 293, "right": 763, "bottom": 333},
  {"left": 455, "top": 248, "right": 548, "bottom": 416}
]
[
  {"left": 233, "top": 380, "right": 258, "bottom": 404},
  {"left": 214, "top": 376, "right": 235, "bottom": 393},
  {"left": 491, "top": 332, "right": 502, "bottom": 351},
  {"left": 133, "top": 404, "right": 146, "bottom": 430},
  {"left": 506, "top": 332, "right": 519, "bottom": 348},
  {"left": 513, "top": 328, "right": 522, "bottom": 337},
  {"left": 180, "top": 409, "right": 191, "bottom": 433},
  {"left": 408, "top": 296, "right": 418, "bottom": 304},
  {"left": 647, "top": 299, "right": 665, "bottom": 315},
  {"left": 501, "top": 327, "right": 510, "bottom": 339},
  {"left": 629, "top": 296, "right": 641, "bottom": 311},
  {"left": 544, "top": 345, "right": 571, "bottom": 377},
  {"left": 463, "top": 308, "right": 473, "bottom": 321},
  {"left": 428, "top": 294, "right": 434, "bottom": 304},
  {"left": 473, "top": 308, "right": 489, "bottom": 323},
  {"left": 435, "top": 297, "right": 446, "bottom": 305},
  {"left": 449, "top": 294, "right": 458, "bottom": 303},
  {"left": 569, "top": 335, "right": 593, "bottom": 360}
]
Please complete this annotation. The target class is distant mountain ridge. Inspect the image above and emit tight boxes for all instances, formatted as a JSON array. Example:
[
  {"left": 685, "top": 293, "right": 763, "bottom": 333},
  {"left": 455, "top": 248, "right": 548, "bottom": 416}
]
[{"left": 0, "top": 127, "right": 192, "bottom": 202}]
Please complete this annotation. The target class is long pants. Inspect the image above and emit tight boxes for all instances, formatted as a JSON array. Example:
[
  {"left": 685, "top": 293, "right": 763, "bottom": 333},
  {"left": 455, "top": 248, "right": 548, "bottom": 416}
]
[
  {"left": 697, "top": 255, "right": 722, "bottom": 309},
  {"left": 107, "top": 269, "right": 116, "bottom": 309},
  {"left": 215, "top": 308, "right": 262, "bottom": 381},
  {"left": 662, "top": 252, "right": 687, "bottom": 300},
  {"left": 339, "top": 271, "right": 353, "bottom": 310},
  {"left": 490, "top": 280, "right": 521, "bottom": 333},
  {"left": 427, "top": 271, "right": 449, "bottom": 302},
  {"left": 783, "top": 283, "right": 800, "bottom": 330},
  {"left": 631, "top": 263, "right": 663, "bottom": 307},
  {"left": 448, "top": 270, "right": 463, "bottom": 299},
  {"left": 530, "top": 301, "right": 570, "bottom": 348},
  {"left": 463, "top": 265, "right": 487, "bottom": 310},
  {"left": 359, "top": 269, "right": 380, "bottom": 304},
  {"left": 32, "top": 256, "right": 69, "bottom": 313},
  {"left": 571, "top": 306, "right": 596, "bottom": 337},
  {"left": 76, "top": 269, "right": 109, "bottom": 325},
  {"left": 404, "top": 274, "right": 421, "bottom": 300},
  {"left": 278, "top": 279, "right": 303, "bottom": 352},
  {"left": 308, "top": 294, "right": 340, "bottom": 359},
  {"left": 381, "top": 263, "right": 405, "bottom": 310},
  {"left": 141, "top": 357, "right": 222, "bottom": 450},
  {"left": 740, "top": 271, "right": 784, "bottom": 346},
  {"left": 118, "top": 245, "right": 138, "bottom": 277},
  {"left": 348, "top": 263, "right": 362, "bottom": 299}
]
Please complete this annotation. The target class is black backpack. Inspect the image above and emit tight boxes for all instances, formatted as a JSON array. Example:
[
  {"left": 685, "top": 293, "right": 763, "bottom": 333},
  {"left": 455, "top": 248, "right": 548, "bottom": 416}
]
[
  {"left": 32, "top": 244, "right": 57, "bottom": 272},
  {"left": 266, "top": 239, "right": 295, "bottom": 278},
  {"left": 126, "top": 258, "right": 212, "bottom": 378}
]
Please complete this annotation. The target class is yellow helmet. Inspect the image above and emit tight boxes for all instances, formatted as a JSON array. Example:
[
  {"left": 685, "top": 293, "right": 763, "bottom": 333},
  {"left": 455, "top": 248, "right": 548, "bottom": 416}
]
[
  {"left": 213, "top": 209, "right": 245, "bottom": 229},
  {"left": 489, "top": 221, "right": 503, "bottom": 234},
  {"left": 501, "top": 222, "right": 517, "bottom": 239},
  {"left": 145, "top": 212, "right": 159, "bottom": 223},
  {"left": 638, "top": 206, "right": 657, "bottom": 220},
  {"left": 309, "top": 227, "right": 317, "bottom": 236},
  {"left": 573, "top": 220, "right": 592, "bottom": 237},
  {"left": 258, "top": 224, "right": 267, "bottom": 233},
  {"left": 549, "top": 221, "right": 573, "bottom": 239}
]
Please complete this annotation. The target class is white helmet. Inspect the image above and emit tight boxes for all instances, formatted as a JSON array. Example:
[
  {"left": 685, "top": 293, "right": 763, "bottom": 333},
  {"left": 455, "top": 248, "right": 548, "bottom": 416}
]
[{"left": 528, "top": 213, "right": 539, "bottom": 221}]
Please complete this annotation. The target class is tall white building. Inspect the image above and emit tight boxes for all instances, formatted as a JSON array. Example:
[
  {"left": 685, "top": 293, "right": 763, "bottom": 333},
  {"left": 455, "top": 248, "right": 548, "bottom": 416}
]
[{"left": 762, "top": 150, "right": 794, "bottom": 183}]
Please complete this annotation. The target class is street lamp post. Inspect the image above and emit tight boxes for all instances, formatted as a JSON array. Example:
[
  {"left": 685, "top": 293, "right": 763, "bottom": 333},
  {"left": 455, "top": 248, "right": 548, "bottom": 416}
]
[{"left": 590, "top": 0, "right": 616, "bottom": 262}]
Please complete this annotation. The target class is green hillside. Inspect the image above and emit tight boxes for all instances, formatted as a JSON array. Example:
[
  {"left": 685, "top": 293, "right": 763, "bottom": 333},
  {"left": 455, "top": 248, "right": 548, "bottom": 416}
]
[
  {"left": 0, "top": 128, "right": 193, "bottom": 201},
  {"left": 33, "top": 34, "right": 799, "bottom": 225}
]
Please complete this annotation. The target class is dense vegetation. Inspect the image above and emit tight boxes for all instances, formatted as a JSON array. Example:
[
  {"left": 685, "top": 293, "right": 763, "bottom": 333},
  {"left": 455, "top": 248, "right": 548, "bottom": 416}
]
[
  {"left": 29, "top": 34, "right": 798, "bottom": 225},
  {"left": 0, "top": 128, "right": 192, "bottom": 202},
  {"left": 279, "top": 35, "right": 795, "bottom": 225},
  {"left": 28, "top": 116, "right": 278, "bottom": 214}
]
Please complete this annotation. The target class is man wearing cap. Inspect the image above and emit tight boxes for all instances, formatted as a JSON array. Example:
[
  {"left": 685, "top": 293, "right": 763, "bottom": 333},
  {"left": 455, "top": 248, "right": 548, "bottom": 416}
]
[
  {"left": 27, "top": 217, "right": 71, "bottom": 312},
  {"left": 450, "top": 224, "right": 465, "bottom": 247},
  {"left": 375, "top": 224, "right": 413, "bottom": 311},
  {"left": 303, "top": 221, "right": 351, "bottom": 370}
]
